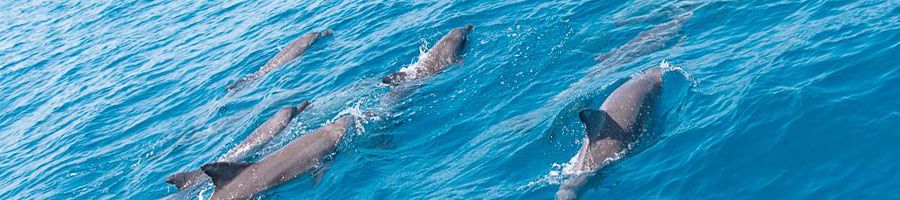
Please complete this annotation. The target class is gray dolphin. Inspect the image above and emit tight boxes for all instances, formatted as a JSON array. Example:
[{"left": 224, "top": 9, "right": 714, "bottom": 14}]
[
  {"left": 201, "top": 115, "right": 355, "bottom": 200},
  {"left": 378, "top": 25, "right": 473, "bottom": 110},
  {"left": 165, "top": 101, "right": 310, "bottom": 190},
  {"left": 227, "top": 30, "right": 334, "bottom": 91},
  {"left": 381, "top": 24, "right": 473, "bottom": 85},
  {"left": 593, "top": 12, "right": 691, "bottom": 68},
  {"left": 556, "top": 67, "right": 664, "bottom": 200}
]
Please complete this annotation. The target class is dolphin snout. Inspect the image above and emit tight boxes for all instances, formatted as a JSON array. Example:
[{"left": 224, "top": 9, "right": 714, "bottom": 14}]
[
  {"left": 465, "top": 24, "right": 473, "bottom": 31},
  {"left": 320, "top": 30, "right": 334, "bottom": 37}
]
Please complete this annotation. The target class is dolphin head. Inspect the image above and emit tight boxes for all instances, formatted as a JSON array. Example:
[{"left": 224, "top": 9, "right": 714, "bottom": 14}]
[
  {"left": 445, "top": 24, "right": 473, "bottom": 55},
  {"left": 319, "top": 29, "right": 334, "bottom": 37}
]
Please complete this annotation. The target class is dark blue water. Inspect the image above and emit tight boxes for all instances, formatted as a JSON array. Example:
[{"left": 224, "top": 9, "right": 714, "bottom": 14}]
[{"left": 1, "top": 0, "right": 898, "bottom": 199}]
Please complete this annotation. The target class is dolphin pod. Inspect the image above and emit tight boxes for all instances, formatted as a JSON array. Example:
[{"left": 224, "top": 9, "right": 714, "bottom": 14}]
[
  {"left": 557, "top": 66, "right": 665, "bottom": 200},
  {"left": 227, "top": 30, "right": 334, "bottom": 91},
  {"left": 166, "top": 102, "right": 309, "bottom": 190},
  {"left": 165, "top": 25, "right": 474, "bottom": 199},
  {"left": 167, "top": 12, "right": 688, "bottom": 198}
]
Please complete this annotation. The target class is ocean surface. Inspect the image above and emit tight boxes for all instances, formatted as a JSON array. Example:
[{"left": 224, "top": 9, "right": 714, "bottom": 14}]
[{"left": 1, "top": 0, "right": 899, "bottom": 199}]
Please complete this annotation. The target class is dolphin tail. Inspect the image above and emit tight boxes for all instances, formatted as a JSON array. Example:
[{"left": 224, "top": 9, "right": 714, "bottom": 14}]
[
  {"left": 201, "top": 162, "right": 253, "bottom": 189},
  {"left": 165, "top": 170, "right": 208, "bottom": 190},
  {"left": 579, "top": 109, "right": 611, "bottom": 141}
]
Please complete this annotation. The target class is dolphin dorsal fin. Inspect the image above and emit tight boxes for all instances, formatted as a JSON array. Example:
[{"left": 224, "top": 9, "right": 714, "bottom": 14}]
[
  {"left": 579, "top": 109, "right": 609, "bottom": 140},
  {"left": 165, "top": 170, "right": 207, "bottom": 190},
  {"left": 201, "top": 162, "right": 253, "bottom": 188}
]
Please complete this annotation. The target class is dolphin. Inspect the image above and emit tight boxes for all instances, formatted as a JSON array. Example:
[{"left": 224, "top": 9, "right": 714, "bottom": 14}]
[
  {"left": 378, "top": 25, "right": 473, "bottom": 110},
  {"left": 381, "top": 24, "right": 473, "bottom": 86},
  {"left": 593, "top": 12, "right": 692, "bottom": 68},
  {"left": 201, "top": 115, "right": 355, "bottom": 200},
  {"left": 227, "top": 30, "right": 334, "bottom": 91},
  {"left": 556, "top": 66, "right": 664, "bottom": 200},
  {"left": 165, "top": 101, "right": 310, "bottom": 190}
]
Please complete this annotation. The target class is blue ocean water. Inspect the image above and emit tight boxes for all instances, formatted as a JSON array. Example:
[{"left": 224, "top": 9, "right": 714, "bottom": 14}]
[{"left": 1, "top": 0, "right": 899, "bottom": 199}]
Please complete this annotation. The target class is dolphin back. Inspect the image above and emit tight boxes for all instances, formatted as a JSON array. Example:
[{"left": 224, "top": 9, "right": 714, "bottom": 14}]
[
  {"left": 557, "top": 66, "right": 666, "bottom": 199},
  {"left": 220, "top": 101, "right": 310, "bottom": 161}
]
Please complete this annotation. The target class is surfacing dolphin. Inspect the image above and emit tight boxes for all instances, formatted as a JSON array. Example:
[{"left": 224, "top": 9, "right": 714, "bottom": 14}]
[
  {"left": 165, "top": 101, "right": 310, "bottom": 190},
  {"left": 379, "top": 25, "right": 473, "bottom": 108},
  {"left": 202, "top": 114, "right": 356, "bottom": 200},
  {"left": 556, "top": 64, "right": 666, "bottom": 200},
  {"left": 381, "top": 24, "right": 473, "bottom": 86},
  {"left": 227, "top": 30, "right": 334, "bottom": 91}
]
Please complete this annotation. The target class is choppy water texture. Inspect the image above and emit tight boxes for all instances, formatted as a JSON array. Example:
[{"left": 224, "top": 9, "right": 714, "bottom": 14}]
[{"left": 2, "top": 0, "right": 899, "bottom": 199}]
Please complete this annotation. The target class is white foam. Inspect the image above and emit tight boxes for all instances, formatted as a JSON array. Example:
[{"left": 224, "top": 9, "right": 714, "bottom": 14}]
[
  {"left": 658, "top": 59, "right": 698, "bottom": 87},
  {"left": 516, "top": 163, "right": 567, "bottom": 191},
  {"left": 659, "top": 60, "right": 672, "bottom": 68},
  {"left": 337, "top": 102, "right": 369, "bottom": 135}
]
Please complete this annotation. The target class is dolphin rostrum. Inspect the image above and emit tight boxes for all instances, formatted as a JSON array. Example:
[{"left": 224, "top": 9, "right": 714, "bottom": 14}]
[
  {"left": 556, "top": 66, "right": 665, "bottom": 200},
  {"left": 202, "top": 114, "right": 356, "bottom": 200},
  {"left": 381, "top": 24, "right": 473, "bottom": 86},
  {"left": 165, "top": 101, "right": 310, "bottom": 190},
  {"left": 227, "top": 30, "right": 334, "bottom": 91}
]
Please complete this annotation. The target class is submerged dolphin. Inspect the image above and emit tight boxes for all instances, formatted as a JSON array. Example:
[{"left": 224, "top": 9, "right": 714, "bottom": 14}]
[
  {"left": 546, "top": 12, "right": 690, "bottom": 110},
  {"left": 593, "top": 12, "right": 692, "bottom": 68},
  {"left": 202, "top": 115, "right": 355, "bottom": 200},
  {"left": 227, "top": 30, "right": 334, "bottom": 91},
  {"left": 613, "top": 2, "right": 702, "bottom": 27},
  {"left": 381, "top": 24, "right": 473, "bottom": 85},
  {"left": 165, "top": 102, "right": 310, "bottom": 190},
  {"left": 556, "top": 66, "right": 664, "bottom": 200}
]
